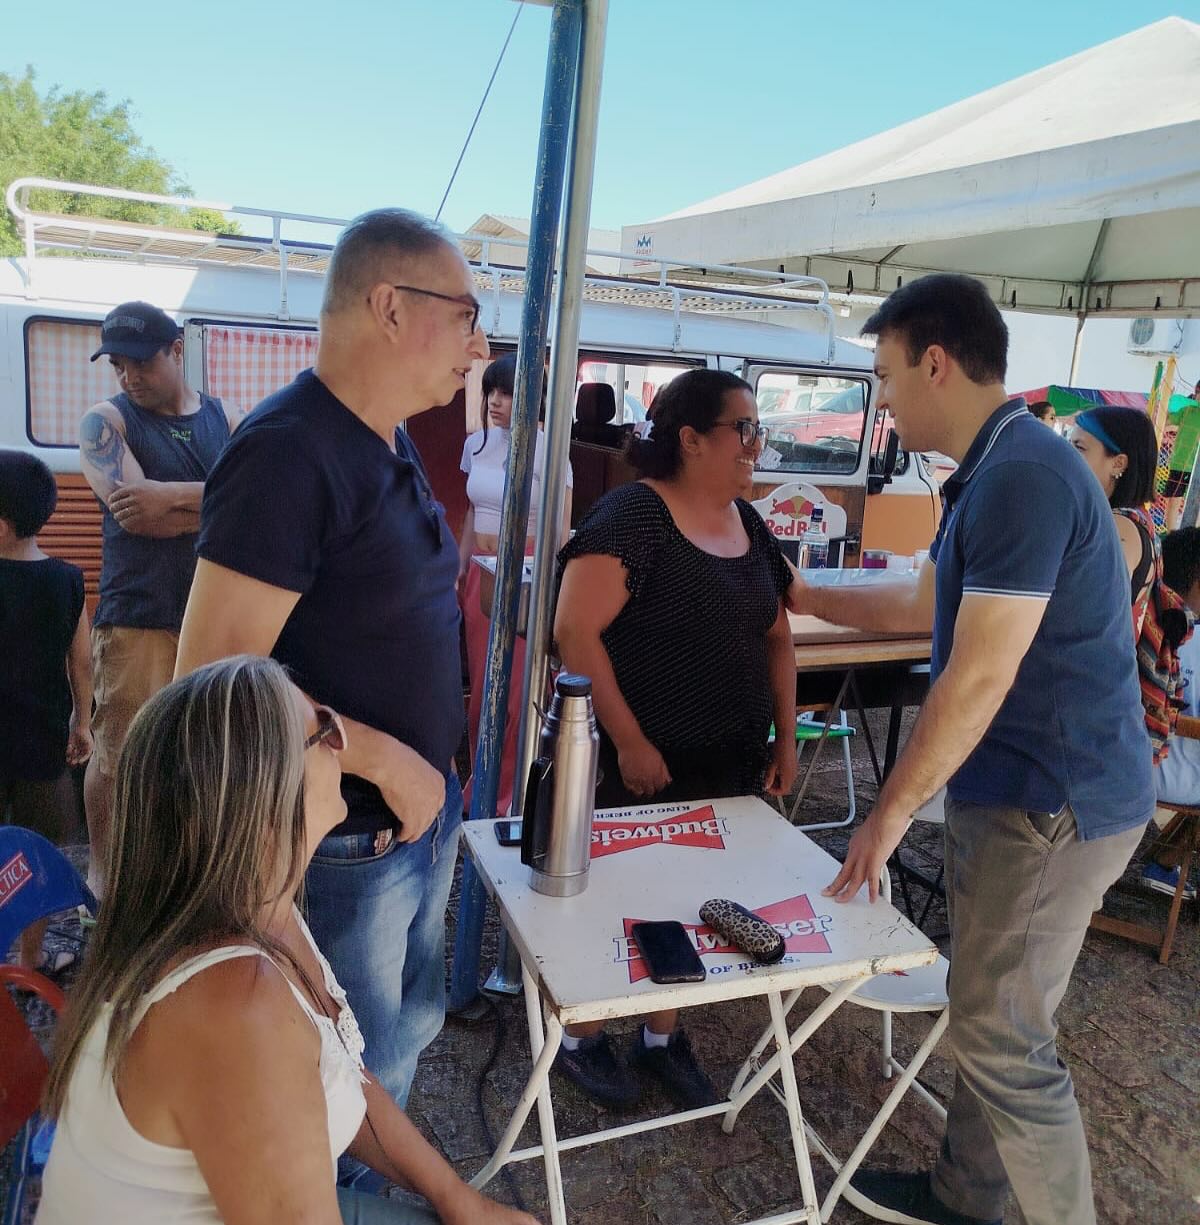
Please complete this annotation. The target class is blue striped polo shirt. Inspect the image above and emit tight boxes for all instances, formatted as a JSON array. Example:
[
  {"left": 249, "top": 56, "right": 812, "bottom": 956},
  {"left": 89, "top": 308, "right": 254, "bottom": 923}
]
[{"left": 929, "top": 399, "right": 1153, "bottom": 838}]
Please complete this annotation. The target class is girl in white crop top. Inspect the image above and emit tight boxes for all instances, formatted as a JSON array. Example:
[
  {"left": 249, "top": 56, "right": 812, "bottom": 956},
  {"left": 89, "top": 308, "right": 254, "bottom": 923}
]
[
  {"left": 457, "top": 354, "right": 572, "bottom": 818},
  {"left": 37, "top": 656, "right": 539, "bottom": 1225}
]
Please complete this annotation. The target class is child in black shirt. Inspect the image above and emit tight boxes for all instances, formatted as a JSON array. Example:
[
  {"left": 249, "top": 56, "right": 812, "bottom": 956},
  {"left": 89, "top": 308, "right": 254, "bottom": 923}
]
[{"left": 0, "top": 451, "right": 92, "bottom": 972}]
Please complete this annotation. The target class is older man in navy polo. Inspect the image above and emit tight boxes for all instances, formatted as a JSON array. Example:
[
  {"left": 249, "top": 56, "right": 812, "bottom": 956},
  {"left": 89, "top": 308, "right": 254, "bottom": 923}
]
[
  {"left": 792, "top": 274, "right": 1152, "bottom": 1225},
  {"left": 176, "top": 209, "right": 490, "bottom": 1190}
]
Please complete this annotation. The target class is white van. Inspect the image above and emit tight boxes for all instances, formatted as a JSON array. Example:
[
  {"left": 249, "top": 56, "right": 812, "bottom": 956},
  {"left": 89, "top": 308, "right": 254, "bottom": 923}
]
[{"left": 1, "top": 179, "right": 939, "bottom": 609}]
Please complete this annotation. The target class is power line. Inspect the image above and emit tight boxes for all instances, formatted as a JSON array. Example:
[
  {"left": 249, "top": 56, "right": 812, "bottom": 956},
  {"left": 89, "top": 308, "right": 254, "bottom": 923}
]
[{"left": 435, "top": 5, "right": 522, "bottom": 223}]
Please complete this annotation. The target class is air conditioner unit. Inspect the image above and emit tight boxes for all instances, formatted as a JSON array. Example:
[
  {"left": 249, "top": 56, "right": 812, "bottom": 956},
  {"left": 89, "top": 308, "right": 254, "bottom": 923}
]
[{"left": 1127, "top": 316, "right": 1185, "bottom": 355}]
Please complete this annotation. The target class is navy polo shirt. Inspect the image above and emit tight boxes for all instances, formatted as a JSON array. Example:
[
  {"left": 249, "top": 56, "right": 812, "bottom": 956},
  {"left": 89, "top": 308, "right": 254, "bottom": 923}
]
[
  {"left": 197, "top": 369, "right": 464, "bottom": 837},
  {"left": 929, "top": 400, "right": 1153, "bottom": 839}
]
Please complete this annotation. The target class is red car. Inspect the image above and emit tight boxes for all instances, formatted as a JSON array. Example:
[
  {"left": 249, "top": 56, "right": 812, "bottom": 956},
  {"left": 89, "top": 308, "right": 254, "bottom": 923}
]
[{"left": 761, "top": 384, "right": 865, "bottom": 452}]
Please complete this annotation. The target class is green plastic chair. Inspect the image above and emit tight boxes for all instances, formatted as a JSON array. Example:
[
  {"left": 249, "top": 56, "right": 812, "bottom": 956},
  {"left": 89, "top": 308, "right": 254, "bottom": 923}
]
[{"left": 769, "top": 710, "right": 857, "bottom": 831}]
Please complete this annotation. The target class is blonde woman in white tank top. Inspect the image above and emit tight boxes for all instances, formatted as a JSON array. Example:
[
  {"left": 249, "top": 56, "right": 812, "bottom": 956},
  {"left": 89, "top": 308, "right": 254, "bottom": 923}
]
[{"left": 37, "top": 656, "right": 540, "bottom": 1225}]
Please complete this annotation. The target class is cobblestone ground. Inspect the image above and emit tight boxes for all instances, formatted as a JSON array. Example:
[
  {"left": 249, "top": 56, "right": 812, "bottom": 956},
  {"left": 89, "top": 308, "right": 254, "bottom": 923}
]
[{"left": 5, "top": 711, "right": 1199, "bottom": 1224}]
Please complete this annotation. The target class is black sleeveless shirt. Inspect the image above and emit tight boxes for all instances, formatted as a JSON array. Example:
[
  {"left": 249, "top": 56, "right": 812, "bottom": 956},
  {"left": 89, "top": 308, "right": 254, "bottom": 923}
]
[
  {"left": 96, "top": 393, "right": 230, "bottom": 630},
  {"left": 0, "top": 557, "right": 84, "bottom": 781},
  {"left": 558, "top": 481, "right": 791, "bottom": 800}
]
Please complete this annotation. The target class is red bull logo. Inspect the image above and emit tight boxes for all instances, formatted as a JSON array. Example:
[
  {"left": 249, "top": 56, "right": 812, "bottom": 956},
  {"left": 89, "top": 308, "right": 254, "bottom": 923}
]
[
  {"left": 615, "top": 893, "right": 834, "bottom": 982},
  {"left": 591, "top": 806, "right": 728, "bottom": 858},
  {"left": 766, "top": 496, "right": 818, "bottom": 537},
  {"left": 769, "top": 495, "right": 816, "bottom": 520},
  {"left": 0, "top": 852, "right": 33, "bottom": 909}
]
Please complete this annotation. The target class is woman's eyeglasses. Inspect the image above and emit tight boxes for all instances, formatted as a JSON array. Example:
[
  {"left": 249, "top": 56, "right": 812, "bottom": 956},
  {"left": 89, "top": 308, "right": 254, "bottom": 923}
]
[
  {"left": 712, "top": 419, "right": 769, "bottom": 448},
  {"left": 305, "top": 706, "right": 347, "bottom": 753}
]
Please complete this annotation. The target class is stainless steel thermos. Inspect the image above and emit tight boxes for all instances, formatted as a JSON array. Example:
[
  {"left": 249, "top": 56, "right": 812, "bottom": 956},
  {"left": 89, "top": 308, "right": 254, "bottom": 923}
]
[{"left": 520, "top": 673, "right": 600, "bottom": 897}]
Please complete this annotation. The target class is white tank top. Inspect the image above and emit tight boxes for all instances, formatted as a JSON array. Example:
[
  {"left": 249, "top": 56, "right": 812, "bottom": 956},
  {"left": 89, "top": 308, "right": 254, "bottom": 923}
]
[{"left": 35, "top": 911, "right": 367, "bottom": 1225}]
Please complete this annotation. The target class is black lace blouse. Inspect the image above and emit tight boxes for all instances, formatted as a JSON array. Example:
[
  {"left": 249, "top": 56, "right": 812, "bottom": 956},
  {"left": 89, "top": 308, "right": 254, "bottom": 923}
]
[{"left": 558, "top": 481, "right": 791, "bottom": 796}]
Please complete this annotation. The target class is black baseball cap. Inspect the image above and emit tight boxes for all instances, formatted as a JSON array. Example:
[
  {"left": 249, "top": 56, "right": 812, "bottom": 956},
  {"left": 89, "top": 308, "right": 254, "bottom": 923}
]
[{"left": 90, "top": 301, "right": 182, "bottom": 362}]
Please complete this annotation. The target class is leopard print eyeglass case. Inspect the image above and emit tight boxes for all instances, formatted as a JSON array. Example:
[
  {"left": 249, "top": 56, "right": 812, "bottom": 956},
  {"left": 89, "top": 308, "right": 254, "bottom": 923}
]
[{"left": 699, "top": 898, "right": 786, "bottom": 964}]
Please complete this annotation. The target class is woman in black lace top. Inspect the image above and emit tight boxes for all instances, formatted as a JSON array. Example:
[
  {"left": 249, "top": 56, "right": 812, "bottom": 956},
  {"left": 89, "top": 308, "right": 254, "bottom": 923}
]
[{"left": 551, "top": 369, "right": 798, "bottom": 1111}]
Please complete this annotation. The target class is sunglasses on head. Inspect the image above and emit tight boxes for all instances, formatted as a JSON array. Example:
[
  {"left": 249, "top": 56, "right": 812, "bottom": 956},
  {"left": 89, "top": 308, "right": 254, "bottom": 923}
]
[{"left": 305, "top": 705, "right": 347, "bottom": 753}]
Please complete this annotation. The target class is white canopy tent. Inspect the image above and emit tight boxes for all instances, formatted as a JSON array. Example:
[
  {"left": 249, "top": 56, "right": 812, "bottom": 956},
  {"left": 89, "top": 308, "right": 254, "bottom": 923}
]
[{"left": 621, "top": 17, "right": 1200, "bottom": 344}]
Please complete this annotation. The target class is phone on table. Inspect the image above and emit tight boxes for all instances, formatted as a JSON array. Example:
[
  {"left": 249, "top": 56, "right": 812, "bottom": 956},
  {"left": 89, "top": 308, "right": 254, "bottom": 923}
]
[
  {"left": 494, "top": 819, "right": 523, "bottom": 847},
  {"left": 631, "top": 920, "right": 706, "bottom": 985}
]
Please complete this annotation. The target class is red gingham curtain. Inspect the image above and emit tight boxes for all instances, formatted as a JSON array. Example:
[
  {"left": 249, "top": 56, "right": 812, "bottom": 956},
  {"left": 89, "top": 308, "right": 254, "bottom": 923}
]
[
  {"left": 26, "top": 320, "right": 121, "bottom": 446},
  {"left": 204, "top": 325, "right": 319, "bottom": 411}
]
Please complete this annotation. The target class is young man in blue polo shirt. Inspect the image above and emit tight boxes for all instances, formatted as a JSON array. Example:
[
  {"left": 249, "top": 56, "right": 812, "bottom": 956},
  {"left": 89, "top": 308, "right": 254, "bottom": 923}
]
[
  {"left": 176, "top": 209, "right": 490, "bottom": 1187},
  {"left": 791, "top": 274, "right": 1152, "bottom": 1225}
]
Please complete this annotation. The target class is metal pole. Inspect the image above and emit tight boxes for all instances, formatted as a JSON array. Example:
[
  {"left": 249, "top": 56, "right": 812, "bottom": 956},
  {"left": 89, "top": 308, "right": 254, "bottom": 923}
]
[
  {"left": 1068, "top": 312, "right": 1086, "bottom": 385},
  {"left": 449, "top": 0, "right": 583, "bottom": 1014},
  {"left": 511, "top": 0, "right": 609, "bottom": 883},
  {"left": 485, "top": 0, "right": 610, "bottom": 998},
  {"left": 1068, "top": 220, "right": 1109, "bottom": 386}
]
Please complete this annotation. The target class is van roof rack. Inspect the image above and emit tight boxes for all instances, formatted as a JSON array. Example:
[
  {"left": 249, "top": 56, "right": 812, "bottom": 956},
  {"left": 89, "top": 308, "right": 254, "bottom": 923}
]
[{"left": 6, "top": 179, "right": 835, "bottom": 344}]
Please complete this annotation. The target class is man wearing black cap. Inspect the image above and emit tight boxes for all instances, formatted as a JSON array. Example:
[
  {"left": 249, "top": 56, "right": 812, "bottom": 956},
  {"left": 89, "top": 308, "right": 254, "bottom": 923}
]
[{"left": 79, "top": 301, "right": 242, "bottom": 897}]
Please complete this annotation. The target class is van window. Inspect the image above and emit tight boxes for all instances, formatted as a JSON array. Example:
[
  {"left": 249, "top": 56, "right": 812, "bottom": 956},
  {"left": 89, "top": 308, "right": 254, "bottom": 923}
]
[
  {"left": 577, "top": 359, "right": 693, "bottom": 425},
  {"left": 754, "top": 372, "right": 869, "bottom": 474},
  {"left": 25, "top": 319, "right": 120, "bottom": 447},
  {"left": 202, "top": 324, "right": 319, "bottom": 409}
]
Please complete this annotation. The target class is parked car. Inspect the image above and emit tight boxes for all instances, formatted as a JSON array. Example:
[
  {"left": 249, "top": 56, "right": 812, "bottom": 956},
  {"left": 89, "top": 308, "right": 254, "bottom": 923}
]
[{"left": 761, "top": 383, "right": 865, "bottom": 447}]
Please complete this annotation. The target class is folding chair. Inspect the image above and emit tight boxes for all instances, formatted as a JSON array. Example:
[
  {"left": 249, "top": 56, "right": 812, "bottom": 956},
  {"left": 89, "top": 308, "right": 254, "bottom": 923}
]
[
  {"left": 733, "top": 868, "right": 949, "bottom": 1223},
  {"left": 1091, "top": 800, "right": 1200, "bottom": 965},
  {"left": 892, "top": 786, "right": 947, "bottom": 929},
  {"left": 0, "top": 826, "right": 96, "bottom": 1225},
  {"left": 770, "top": 708, "right": 857, "bottom": 832},
  {"left": 1088, "top": 712, "right": 1200, "bottom": 964}
]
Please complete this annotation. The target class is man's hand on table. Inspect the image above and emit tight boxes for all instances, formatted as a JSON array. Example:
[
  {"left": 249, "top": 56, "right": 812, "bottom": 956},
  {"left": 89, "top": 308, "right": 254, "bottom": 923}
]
[
  {"left": 371, "top": 740, "right": 447, "bottom": 843},
  {"left": 763, "top": 734, "right": 798, "bottom": 797},
  {"left": 822, "top": 806, "right": 912, "bottom": 903}
]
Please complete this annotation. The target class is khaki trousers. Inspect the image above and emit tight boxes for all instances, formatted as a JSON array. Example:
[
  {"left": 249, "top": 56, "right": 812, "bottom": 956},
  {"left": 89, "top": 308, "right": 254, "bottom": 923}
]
[{"left": 931, "top": 799, "right": 1145, "bottom": 1225}]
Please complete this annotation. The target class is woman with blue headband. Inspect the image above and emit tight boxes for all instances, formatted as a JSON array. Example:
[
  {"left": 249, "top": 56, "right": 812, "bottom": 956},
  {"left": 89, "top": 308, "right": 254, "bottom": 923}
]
[{"left": 1069, "top": 405, "right": 1160, "bottom": 630}]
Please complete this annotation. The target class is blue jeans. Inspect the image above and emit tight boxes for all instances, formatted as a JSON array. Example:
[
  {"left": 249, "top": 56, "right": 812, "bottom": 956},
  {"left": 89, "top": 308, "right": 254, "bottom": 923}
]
[
  {"left": 336, "top": 1187, "right": 440, "bottom": 1223},
  {"left": 305, "top": 772, "right": 462, "bottom": 1184}
]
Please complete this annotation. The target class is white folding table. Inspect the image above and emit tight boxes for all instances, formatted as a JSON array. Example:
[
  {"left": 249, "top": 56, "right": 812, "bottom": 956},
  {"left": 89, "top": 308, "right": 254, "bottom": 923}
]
[{"left": 463, "top": 795, "right": 938, "bottom": 1225}]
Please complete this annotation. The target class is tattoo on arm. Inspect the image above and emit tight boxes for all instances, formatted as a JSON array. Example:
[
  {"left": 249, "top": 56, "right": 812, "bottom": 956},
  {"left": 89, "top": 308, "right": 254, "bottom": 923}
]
[{"left": 80, "top": 412, "right": 125, "bottom": 489}]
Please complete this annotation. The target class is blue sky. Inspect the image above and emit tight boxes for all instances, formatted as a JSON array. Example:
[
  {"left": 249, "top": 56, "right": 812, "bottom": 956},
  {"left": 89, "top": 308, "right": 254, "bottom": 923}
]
[{"left": 6, "top": 1, "right": 1199, "bottom": 239}]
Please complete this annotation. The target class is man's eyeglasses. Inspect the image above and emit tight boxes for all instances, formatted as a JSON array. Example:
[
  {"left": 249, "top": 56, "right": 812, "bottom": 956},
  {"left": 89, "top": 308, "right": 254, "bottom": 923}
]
[
  {"left": 388, "top": 284, "right": 481, "bottom": 334},
  {"left": 305, "top": 706, "right": 347, "bottom": 754},
  {"left": 713, "top": 419, "right": 769, "bottom": 448}
]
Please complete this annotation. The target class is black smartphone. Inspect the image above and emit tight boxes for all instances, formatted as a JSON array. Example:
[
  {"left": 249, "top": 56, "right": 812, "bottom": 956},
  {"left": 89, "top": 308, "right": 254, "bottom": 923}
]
[
  {"left": 631, "top": 920, "right": 707, "bottom": 984},
  {"left": 494, "top": 819, "right": 523, "bottom": 847}
]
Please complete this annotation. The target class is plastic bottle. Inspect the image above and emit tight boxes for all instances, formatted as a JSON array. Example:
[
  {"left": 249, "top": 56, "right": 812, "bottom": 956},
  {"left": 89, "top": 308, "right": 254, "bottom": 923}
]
[{"left": 801, "top": 506, "right": 828, "bottom": 569}]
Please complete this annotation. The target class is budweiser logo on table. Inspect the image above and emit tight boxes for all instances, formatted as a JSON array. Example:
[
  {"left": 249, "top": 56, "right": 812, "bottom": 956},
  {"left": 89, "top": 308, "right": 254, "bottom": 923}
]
[{"left": 590, "top": 805, "right": 729, "bottom": 858}]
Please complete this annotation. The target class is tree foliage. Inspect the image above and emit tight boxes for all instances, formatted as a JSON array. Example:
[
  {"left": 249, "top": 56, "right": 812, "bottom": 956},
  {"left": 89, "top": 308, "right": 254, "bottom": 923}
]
[{"left": 0, "top": 67, "right": 237, "bottom": 255}]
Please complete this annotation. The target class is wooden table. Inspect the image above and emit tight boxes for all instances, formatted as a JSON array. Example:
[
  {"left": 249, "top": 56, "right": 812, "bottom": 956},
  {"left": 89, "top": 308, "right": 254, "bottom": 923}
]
[
  {"left": 792, "top": 618, "right": 931, "bottom": 671},
  {"left": 464, "top": 797, "right": 937, "bottom": 1225},
  {"left": 787, "top": 612, "right": 931, "bottom": 791}
]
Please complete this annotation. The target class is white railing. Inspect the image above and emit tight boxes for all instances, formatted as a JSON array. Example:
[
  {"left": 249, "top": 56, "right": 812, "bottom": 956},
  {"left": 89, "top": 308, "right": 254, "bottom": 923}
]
[{"left": 6, "top": 178, "right": 836, "bottom": 354}]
